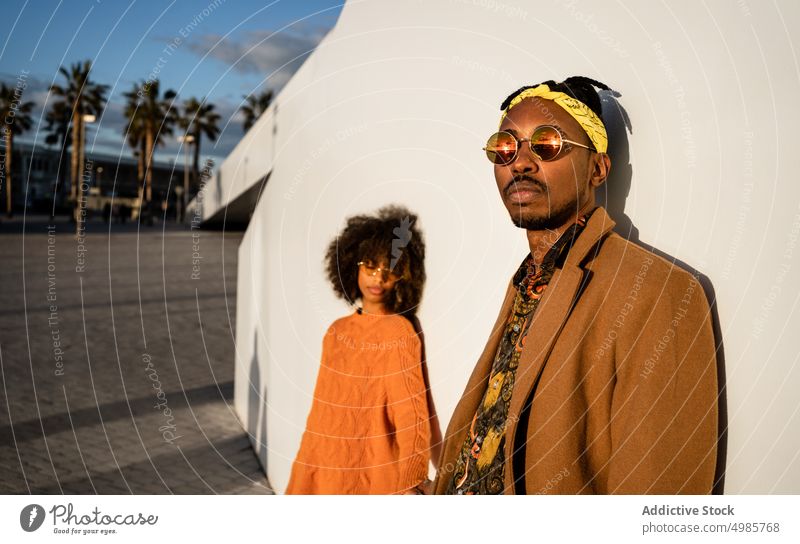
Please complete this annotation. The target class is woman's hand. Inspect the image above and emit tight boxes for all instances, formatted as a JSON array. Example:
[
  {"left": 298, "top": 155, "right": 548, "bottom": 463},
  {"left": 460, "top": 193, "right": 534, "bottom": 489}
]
[{"left": 402, "top": 479, "right": 433, "bottom": 495}]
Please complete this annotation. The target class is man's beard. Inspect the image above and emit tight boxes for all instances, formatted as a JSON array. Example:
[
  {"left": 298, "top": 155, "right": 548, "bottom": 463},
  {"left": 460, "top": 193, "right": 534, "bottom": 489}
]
[
  {"left": 508, "top": 198, "right": 579, "bottom": 231},
  {"left": 503, "top": 173, "right": 589, "bottom": 230},
  {"left": 511, "top": 207, "right": 574, "bottom": 230}
]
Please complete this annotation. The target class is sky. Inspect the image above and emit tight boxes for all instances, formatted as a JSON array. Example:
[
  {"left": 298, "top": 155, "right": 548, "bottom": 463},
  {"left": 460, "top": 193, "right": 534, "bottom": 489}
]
[{"left": 0, "top": 0, "right": 344, "bottom": 167}]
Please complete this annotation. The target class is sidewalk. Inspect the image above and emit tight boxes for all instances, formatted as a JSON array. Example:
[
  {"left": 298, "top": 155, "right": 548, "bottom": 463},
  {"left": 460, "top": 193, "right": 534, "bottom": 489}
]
[{"left": 0, "top": 214, "right": 272, "bottom": 494}]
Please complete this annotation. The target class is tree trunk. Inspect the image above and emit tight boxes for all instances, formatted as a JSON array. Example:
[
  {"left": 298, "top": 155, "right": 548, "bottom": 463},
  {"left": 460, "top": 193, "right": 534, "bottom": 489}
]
[
  {"left": 145, "top": 122, "right": 154, "bottom": 204},
  {"left": 137, "top": 146, "right": 144, "bottom": 186},
  {"left": 192, "top": 129, "right": 201, "bottom": 194},
  {"left": 136, "top": 140, "right": 145, "bottom": 205},
  {"left": 74, "top": 114, "right": 85, "bottom": 225},
  {"left": 5, "top": 128, "right": 12, "bottom": 218},
  {"left": 55, "top": 135, "right": 68, "bottom": 217},
  {"left": 70, "top": 111, "right": 81, "bottom": 202},
  {"left": 75, "top": 116, "right": 87, "bottom": 235}
]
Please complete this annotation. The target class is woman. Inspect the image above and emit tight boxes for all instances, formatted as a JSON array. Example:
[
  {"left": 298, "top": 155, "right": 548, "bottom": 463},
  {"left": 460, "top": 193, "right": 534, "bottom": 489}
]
[{"left": 285, "top": 205, "right": 433, "bottom": 494}]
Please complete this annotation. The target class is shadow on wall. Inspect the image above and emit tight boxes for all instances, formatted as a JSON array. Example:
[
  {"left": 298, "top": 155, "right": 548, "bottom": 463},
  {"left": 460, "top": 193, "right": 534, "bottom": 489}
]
[
  {"left": 248, "top": 333, "right": 269, "bottom": 479},
  {"left": 215, "top": 168, "right": 222, "bottom": 211},
  {"left": 598, "top": 90, "right": 728, "bottom": 495}
]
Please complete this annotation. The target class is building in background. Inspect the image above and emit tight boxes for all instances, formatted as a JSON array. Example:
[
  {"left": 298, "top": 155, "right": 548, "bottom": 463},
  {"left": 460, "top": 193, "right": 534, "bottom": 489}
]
[{"left": 9, "top": 141, "right": 183, "bottom": 220}]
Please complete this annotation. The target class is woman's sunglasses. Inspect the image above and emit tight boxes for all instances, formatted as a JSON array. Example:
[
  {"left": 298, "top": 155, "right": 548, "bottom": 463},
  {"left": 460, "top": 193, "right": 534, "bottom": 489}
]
[
  {"left": 357, "top": 261, "right": 401, "bottom": 282},
  {"left": 483, "top": 125, "right": 596, "bottom": 165}
]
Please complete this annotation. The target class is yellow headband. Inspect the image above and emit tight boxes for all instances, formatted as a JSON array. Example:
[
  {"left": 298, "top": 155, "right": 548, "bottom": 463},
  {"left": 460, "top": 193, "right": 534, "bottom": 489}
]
[{"left": 499, "top": 84, "right": 608, "bottom": 154}]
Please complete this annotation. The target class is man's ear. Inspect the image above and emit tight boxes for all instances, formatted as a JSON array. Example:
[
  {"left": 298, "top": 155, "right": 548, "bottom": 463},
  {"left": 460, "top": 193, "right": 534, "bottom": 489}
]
[{"left": 590, "top": 153, "right": 611, "bottom": 188}]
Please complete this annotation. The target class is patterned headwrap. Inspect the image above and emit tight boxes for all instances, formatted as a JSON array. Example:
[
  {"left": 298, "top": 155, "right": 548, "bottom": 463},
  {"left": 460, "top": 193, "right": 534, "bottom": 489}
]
[{"left": 499, "top": 83, "right": 608, "bottom": 154}]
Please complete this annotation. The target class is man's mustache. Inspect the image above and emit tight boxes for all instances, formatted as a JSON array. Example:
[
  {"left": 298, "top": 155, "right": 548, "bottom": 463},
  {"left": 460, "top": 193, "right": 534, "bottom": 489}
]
[{"left": 505, "top": 175, "right": 546, "bottom": 197}]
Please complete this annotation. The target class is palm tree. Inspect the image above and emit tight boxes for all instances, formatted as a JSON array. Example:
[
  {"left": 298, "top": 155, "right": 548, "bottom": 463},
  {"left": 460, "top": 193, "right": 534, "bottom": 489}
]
[
  {"left": 240, "top": 89, "right": 273, "bottom": 132},
  {"left": 123, "top": 79, "right": 177, "bottom": 209},
  {"left": 48, "top": 60, "right": 108, "bottom": 215},
  {"left": 44, "top": 100, "right": 73, "bottom": 208},
  {"left": 0, "top": 82, "right": 34, "bottom": 217},
  {"left": 180, "top": 97, "right": 220, "bottom": 193},
  {"left": 122, "top": 82, "right": 147, "bottom": 204}
]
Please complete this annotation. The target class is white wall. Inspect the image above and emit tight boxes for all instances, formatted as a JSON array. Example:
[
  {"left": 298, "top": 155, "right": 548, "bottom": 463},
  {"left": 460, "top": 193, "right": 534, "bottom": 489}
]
[{"left": 227, "top": 0, "right": 800, "bottom": 494}]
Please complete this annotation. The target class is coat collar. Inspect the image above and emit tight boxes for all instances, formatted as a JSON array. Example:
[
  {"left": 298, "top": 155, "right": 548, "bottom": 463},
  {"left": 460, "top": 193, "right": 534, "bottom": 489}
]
[{"left": 563, "top": 206, "right": 617, "bottom": 269}]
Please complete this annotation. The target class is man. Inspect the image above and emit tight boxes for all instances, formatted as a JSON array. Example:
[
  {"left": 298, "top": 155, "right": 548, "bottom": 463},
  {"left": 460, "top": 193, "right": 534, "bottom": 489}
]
[{"left": 432, "top": 76, "right": 718, "bottom": 494}]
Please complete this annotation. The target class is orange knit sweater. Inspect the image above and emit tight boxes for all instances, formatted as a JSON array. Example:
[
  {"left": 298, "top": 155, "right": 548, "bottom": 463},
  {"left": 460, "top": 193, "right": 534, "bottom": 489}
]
[{"left": 285, "top": 311, "right": 432, "bottom": 494}]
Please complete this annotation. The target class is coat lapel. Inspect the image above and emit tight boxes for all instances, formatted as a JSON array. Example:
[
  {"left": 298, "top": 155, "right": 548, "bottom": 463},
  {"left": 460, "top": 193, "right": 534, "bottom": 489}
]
[
  {"left": 503, "top": 207, "right": 617, "bottom": 492},
  {"left": 433, "top": 279, "right": 516, "bottom": 494},
  {"left": 504, "top": 266, "right": 584, "bottom": 438}
]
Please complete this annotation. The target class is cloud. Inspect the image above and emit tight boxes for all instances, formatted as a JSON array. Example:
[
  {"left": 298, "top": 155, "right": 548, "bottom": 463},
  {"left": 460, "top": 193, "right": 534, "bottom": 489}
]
[
  {"left": 0, "top": 71, "right": 52, "bottom": 119},
  {"left": 183, "top": 24, "right": 331, "bottom": 91}
]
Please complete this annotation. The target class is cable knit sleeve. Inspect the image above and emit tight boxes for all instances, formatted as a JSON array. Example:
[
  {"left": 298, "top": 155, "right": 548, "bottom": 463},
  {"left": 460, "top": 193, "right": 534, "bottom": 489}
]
[{"left": 384, "top": 323, "right": 431, "bottom": 491}]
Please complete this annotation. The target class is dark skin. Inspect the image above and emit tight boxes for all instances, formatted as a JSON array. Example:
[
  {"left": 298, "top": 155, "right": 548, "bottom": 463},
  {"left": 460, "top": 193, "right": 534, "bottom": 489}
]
[
  {"left": 494, "top": 97, "right": 611, "bottom": 264},
  {"left": 357, "top": 259, "right": 399, "bottom": 315}
]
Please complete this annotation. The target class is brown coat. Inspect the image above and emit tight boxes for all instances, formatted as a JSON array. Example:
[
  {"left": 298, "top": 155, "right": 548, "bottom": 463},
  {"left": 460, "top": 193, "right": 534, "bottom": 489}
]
[{"left": 433, "top": 207, "right": 718, "bottom": 494}]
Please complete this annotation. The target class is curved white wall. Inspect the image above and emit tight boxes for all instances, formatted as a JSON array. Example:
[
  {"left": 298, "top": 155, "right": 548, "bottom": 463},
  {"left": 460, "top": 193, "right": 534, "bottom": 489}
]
[{"left": 226, "top": 0, "right": 800, "bottom": 493}]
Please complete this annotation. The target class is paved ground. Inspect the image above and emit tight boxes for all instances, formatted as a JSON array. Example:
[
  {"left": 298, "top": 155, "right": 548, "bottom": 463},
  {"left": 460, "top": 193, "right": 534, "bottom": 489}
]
[{"left": 0, "top": 214, "right": 272, "bottom": 494}]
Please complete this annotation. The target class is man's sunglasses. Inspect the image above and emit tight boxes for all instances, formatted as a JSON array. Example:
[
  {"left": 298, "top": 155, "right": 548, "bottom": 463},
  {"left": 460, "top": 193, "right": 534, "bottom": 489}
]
[{"left": 483, "top": 125, "right": 596, "bottom": 165}]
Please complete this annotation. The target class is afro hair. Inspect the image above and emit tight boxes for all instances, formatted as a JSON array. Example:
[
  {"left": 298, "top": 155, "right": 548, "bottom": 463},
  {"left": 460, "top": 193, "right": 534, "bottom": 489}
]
[{"left": 325, "top": 205, "right": 426, "bottom": 316}]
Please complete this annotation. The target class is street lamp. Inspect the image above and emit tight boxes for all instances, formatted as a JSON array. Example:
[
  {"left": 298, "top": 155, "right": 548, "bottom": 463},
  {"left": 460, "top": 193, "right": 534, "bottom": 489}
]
[
  {"left": 79, "top": 114, "right": 96, "bottom": 187},
  {"left": 70, "top": 113, "right": 97, "bottom": 203},
  {"left": 75, "top": 113, "right": 96, "bottom": 232},
  {"left": 177, "top": 134, "right": 195, "bottom": 222},
  {"left": 174, "top": 185, "right": 183, "bottom": 223}
]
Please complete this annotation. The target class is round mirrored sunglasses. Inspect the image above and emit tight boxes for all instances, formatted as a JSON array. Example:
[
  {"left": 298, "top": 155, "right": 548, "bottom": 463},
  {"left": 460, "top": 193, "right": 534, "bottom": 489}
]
[{"left": 483, "top": 125, "right": 595, "bottom": 165}]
